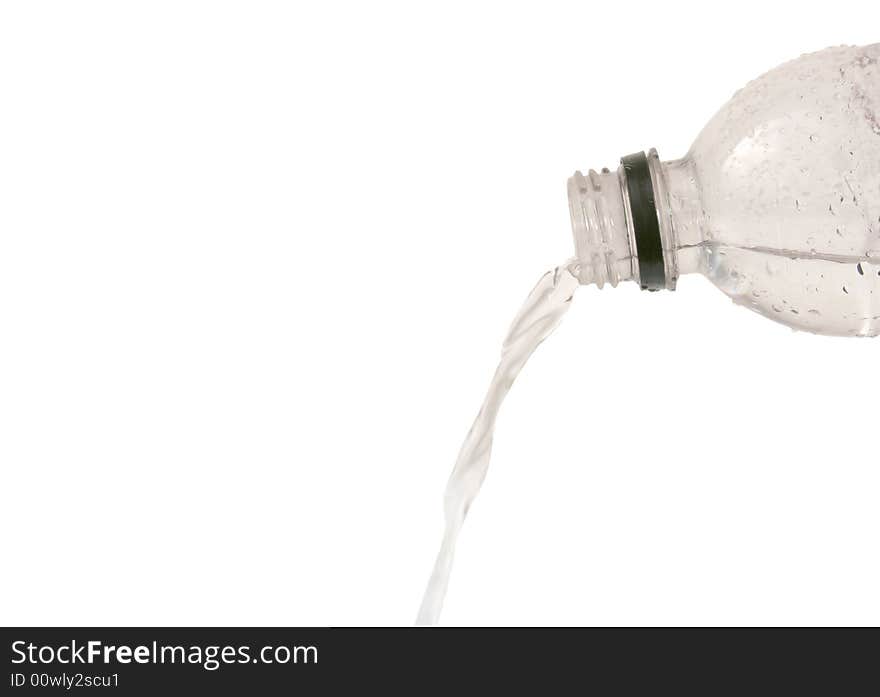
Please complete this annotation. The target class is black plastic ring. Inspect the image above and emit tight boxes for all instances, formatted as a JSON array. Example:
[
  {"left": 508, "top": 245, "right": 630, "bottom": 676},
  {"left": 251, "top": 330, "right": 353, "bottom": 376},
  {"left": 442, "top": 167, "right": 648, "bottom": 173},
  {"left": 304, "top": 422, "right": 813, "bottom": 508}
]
[{"left": 621, "top": 151, "right": 665, "bottom": 291}]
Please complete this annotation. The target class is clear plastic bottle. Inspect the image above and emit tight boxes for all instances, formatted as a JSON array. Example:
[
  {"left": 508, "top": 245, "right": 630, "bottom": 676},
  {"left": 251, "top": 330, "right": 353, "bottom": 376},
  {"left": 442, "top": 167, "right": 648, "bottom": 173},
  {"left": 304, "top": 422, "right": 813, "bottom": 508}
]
[{"left": 569, "top": 43, "right": 880, "bottom": 336}]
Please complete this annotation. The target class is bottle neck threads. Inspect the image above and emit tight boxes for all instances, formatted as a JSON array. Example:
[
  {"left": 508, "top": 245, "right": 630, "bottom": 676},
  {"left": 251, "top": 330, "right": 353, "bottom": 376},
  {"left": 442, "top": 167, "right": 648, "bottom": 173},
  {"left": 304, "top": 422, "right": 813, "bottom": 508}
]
[{"left": 568, "top": 149, "right": 690, "bottom": 291}]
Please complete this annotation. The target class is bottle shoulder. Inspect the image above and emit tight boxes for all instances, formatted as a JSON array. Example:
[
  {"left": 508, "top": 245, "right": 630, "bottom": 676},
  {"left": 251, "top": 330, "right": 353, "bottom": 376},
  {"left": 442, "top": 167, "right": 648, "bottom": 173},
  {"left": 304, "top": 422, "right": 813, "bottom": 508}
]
[{"left": 676, "top": 45, "right": 880, "bottom": 335}]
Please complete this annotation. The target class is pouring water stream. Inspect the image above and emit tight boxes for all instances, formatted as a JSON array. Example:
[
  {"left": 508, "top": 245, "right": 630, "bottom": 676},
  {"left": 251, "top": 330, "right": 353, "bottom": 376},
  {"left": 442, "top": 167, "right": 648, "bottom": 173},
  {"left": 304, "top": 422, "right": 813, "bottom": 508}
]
[{"left": 417, "top": 259, "right": 580, "bottom": 625}]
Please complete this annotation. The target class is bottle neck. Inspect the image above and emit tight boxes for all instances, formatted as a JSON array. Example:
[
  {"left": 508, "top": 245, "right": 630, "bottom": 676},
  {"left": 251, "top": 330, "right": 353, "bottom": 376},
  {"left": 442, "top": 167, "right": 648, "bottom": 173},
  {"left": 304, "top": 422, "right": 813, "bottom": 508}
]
[
  {"left": 567, "top": 150, "right": 704, "bottom": 289},
  {"left": 653, "top": 155, "right": 704, "bottom": 277}
]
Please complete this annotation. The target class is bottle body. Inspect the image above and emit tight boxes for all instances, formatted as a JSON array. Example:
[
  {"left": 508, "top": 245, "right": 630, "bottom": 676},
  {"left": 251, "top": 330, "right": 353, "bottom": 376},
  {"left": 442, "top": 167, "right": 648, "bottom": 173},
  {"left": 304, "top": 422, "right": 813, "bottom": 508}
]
[{"left": 569, "top": 44, "right": 880, "bottom": 336}]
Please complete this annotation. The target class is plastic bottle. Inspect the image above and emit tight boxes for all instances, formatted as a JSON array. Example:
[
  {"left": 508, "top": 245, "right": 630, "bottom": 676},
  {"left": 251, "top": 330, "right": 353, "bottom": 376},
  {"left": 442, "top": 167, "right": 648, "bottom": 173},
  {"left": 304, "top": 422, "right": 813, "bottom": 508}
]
[{"left": 568, "top": 43, "right": 880, "bottom": 336}]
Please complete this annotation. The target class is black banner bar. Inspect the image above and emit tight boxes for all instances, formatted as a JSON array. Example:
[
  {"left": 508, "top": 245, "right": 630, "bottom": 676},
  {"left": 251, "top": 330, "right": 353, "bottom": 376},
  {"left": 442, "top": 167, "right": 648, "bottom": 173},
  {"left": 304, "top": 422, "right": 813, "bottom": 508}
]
[{"left": 2, "top": 627, "right": 878, "bottom": 694}]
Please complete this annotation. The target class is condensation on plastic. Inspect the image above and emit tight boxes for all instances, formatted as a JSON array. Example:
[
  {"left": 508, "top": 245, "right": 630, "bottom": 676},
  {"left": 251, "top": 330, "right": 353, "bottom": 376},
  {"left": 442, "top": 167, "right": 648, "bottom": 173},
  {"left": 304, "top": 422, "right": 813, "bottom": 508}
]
[{"left": 568, "top": 44, "right": 880, "bottom": 337}]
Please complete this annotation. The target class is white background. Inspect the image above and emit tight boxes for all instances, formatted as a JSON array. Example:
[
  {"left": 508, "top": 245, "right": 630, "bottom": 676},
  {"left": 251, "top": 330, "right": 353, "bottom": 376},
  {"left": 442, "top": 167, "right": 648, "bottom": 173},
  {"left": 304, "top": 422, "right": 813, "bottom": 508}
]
[{"left": 1, "top": 1, "right": 878, "bottom": 626}]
